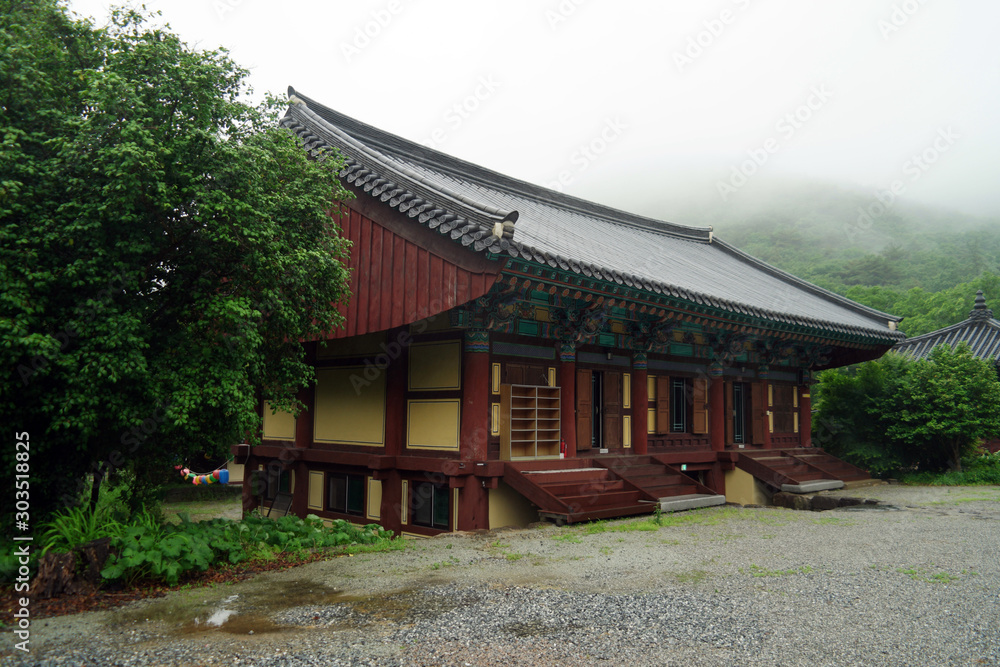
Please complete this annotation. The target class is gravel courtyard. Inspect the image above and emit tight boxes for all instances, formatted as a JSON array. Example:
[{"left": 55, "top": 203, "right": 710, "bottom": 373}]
[{"left": 4, "top": 484, "right": 999, "bottom": 666}]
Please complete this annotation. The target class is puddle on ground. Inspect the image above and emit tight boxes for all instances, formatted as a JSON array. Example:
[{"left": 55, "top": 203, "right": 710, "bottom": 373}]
[{"left": 119, "top": 580, "right": 480, "bottom": 639}]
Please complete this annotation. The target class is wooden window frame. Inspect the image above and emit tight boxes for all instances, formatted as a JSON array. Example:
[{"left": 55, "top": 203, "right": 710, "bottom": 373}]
[
  {"left": 327, "top": 472, "right": 365, "bottom": 517},
  {"left": 410, "top": 480, "right": 450, "bottom": 530}
]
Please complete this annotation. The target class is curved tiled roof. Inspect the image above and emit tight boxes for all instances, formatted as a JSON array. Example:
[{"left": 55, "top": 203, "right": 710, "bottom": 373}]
[
  {"left": 283, "top": 87, "right": 903, "bottom": 343},
  {"left": 894, "top": 291, "right": 1000, "bottom": 365}
]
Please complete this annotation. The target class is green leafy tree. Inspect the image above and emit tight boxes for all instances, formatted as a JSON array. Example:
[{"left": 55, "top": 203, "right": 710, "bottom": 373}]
[
  {"left": 1, "top": 1, "right": 351, "bottom": 526},
  {"left": 815, "top": 345, "right": 1000, "bottom": 475},
  {"left": 813, "top": 352, "right": 913, "bottom": 477},
  {"left": 883, "top": 344, "right": 1000, "bottom": 472}
]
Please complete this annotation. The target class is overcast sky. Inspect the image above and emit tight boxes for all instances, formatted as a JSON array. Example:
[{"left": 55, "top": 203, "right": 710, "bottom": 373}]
[{"left": 68, "top": 0, "right": 1000, "bottom": 225}]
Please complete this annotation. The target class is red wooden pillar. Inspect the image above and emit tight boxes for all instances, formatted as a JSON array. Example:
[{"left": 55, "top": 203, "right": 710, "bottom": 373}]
[
  {"left": 383, "top": 328, "right": 407, "bottom": 458},
  {"left": 241, "top": 453, "right": 259, "bottom": 516},
  {"left": 799, "top": 384, "right": 813, "bottom": 447},
  {"left": 457, "top": 329, "right": 489, "bottom": 530},
  {"left": 380, "top": 328, "right": 407, "bottom": 534},
  {"left": 631, "top": 353, "right": 648, "bottom": 455},
  {"left": 290, "top": 342, "right": 316, "bottom": 517},
  {"left": 459, "top": 329, "right": 490, "bottom": 461},
  {"left": 762, "top": 377, "right": 773, "bottom": 449},
  {"left": 709, "top": 373, "right": 725, "bottom": 452},
  {"left": 379, "top": 470, "right": 403, "bottom": 536},
  {"left": 558, "top": 341, "right": 577, "bottom": 459}
]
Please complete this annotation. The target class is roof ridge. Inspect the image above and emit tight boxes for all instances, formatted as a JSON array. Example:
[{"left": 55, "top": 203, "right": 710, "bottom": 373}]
[
  {"left": 285, "top": 101, "right": 515, "bottom": 229},
  {"left": 710, "top": 237, "right": 903, "bottom": 324},
  {"left": 288, "top": 87, "right": 711, "bottom": 242},
  {"left": 896, "top": 315, "right": 1000, "bottom": 345}
]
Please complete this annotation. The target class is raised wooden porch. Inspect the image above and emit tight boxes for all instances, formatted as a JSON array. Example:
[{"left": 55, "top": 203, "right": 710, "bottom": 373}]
[
  {"left": 735, "top": 448, "right": 871, "bottom": 493},
  {"left": 503, "top": 455, "right": 724, "bottom": 524}
]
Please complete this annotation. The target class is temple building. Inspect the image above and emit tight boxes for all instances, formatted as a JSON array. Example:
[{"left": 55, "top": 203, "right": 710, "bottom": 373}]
[{"left": 232, "top": 88, "right": 904, "bottom": 535}]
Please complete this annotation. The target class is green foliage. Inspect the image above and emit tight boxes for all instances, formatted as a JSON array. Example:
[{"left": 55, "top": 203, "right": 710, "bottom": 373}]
[
  {"left": 98, "top": 514, "right": 394, "bottom": 586},
  {"left": 0, "top": 542, "right": 39, "bottom": 585},
  {"left": 882, "top": 344, "right": 1000, "bottom": 471},
  {"left": 900, "top": 451, "right": 1000, "bottom": 486},
  {"left": 815, "top": 344, "right": 1000, "bottom": 475},
  {"left": 39, "top": 504, "right": 128, "bottom": 555},
  {"left": 813, "top": 353, "right": 913, "bottom": 477},
  {"left": 0, "top": 0, "right": 351, "bottom": 527}
]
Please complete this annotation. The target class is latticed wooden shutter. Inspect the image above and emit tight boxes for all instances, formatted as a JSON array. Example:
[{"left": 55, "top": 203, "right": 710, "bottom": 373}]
[
  {"left": 655, "top": 375, "right": 671, "bottom": 435},
  {"left": 724, "top": 381, "right": 734, "bottom": 443},
  {"left": 692, "top": 377, "right": 709, "bottom": 434},
  {"left": 603, "top": 372, "right": 622, "bottom": 448},
  {"left": 751, "top": 381, "right": 766, "bottom": 444},
  {"left": 576, "top": 368, "right": 592, "bottom": 450}
]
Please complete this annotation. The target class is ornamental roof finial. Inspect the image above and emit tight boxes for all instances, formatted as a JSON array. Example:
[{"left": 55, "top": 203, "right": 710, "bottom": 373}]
[{"left": 970, "top": 290, "right": 993, "bottom": 320}]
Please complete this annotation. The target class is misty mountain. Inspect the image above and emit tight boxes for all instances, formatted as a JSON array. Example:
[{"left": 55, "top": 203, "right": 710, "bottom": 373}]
[{"left": 589, "top": 175, "right": 1000, "bottom": 337}]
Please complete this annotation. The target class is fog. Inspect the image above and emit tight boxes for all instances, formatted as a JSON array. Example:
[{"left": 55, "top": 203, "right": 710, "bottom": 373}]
[{"left": 68, "top": 0, "right": 1000, "bottom": 224}]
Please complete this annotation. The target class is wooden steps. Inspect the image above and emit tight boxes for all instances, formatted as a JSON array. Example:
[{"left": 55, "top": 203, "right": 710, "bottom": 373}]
[
  {"left": 736, "top": 448, "right": 871, "bottom": 492},
  {"left": 503, "top": 463, "right": 655, "bottom": 525},
  {"left": 606, "top": 456, "right": 726, "bottom": 512}
]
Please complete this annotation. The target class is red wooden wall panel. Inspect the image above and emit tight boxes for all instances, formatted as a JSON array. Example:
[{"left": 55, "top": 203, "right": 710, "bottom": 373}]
[{"left": 327, "top": 207, "right": 503, "bottom": 339}]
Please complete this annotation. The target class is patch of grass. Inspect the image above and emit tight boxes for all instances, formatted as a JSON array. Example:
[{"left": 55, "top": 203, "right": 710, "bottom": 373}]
[
  {"left": 810, "top": 516, "right": 855, "bottom": 526},
  {"left": 894, "top": 565, "right": 969, "bottom": 583},
  {"left": 430, "top": 555, "right": 460, "bottom": 570},
  {"left": 925, "top": 491, "right": 1000, "bottom": 506},
  {"left": 672, "top": 569, "right": 710, "bottom": 584},
  {"left": 552, "top": 533, "right": 583, "bottom": 544},
  {"left": 743, "top": 564, "right": 813, "bottom": 578},
  {"left": 615, "top": 519, "right": 660, "bottom": 532}
]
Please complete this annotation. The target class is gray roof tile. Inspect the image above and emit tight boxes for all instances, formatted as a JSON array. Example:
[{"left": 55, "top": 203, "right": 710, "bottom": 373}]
[
  {"left": 284, "top": 88, "right": 903, "bottom": 343},
  {"left": 894, "top": 291, "right": 1000, "bottom": 365}
]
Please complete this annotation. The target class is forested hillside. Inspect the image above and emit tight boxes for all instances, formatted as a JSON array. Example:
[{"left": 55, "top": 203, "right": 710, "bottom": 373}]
[{"left": 703, "top": 183, "right": 1000, "bottom": 337}]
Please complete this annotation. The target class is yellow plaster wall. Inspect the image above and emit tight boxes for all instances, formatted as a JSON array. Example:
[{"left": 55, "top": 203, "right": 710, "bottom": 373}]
[
  {"left": 367, "top": 477, "right": 382, "bottom": 520},
  {"left": 408, "top": 340, "right": 461, "bottom": 391},
  {"left": 725, "top": 468, "right": 772, "bottom": 506},
  {"left": 314, "top": 367, "right": 386, "bottom": 446},
  {"left": 308, "top": 471, "right": 324, "bottom": 511},
  {"left": 262, "top": 402, "right": 296, "bottom": 441},
  {"left": 226, "top": 463, "right": 244, "bottom": 484},
  {"left": 489, "top": 482, "right": 540, "bottom": 529},
  {"left": 407, "top": 399, "right": 461, "bottom": 450}
]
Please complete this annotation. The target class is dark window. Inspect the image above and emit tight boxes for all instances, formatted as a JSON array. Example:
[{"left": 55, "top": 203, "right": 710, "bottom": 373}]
[
  {"left": 411, "top": 481, "right": 449, "bottom": 529},
  {"left": 733, "top": 382, "right": 750, "bottom": 444},
  {"left": 327, "top": 473, "right": 365, "bottom": 516},
  {"left": 264, "top": 469, "right": 290, "bottom": 501},
  {"left": 671, "top": 378, "right": 689, "bottom": 433}
]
